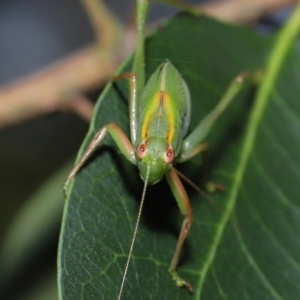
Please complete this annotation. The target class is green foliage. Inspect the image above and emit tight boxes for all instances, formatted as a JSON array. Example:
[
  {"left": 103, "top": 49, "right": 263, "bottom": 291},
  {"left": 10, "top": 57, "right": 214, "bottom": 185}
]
[{"left": 58, "top": 14, "right": 300, "bottom": 299}]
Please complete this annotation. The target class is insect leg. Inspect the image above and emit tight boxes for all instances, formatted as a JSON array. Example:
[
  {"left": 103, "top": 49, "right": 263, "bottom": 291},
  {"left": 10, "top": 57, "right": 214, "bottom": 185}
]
[
  {"left": 133, "top": 0, "right": 149, "bottom": 95},
  {"left": 63, "top": 122, "right": 136, "bottom": 196},
  {"left": 178, "top": 72, "right": 251, "bottom": 163},
  {"left": 111, "top": 73, "right": 138, "bottom": 145},
  {"left": 165, "top": 168, "right": 193, "bottom": 291},
  {"left": 177, "top": 142, "right": 208, "bottom": 163}
]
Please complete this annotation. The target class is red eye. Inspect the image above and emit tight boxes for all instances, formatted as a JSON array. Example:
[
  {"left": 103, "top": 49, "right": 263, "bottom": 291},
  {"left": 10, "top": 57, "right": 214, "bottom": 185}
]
[
  {"left": 136, "top": 143, "right": 147, "bottom": 159},
  {"left": 165, "top": 147, "right": 174, "bottom": 164}
]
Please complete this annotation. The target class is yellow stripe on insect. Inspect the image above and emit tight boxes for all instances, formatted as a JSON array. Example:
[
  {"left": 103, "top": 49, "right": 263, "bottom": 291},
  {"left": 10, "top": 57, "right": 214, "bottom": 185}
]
[
  {"left": 141, "top": 91, "right": 175, "bottom": 142},
  {"left": 163, "top": 92, "right": 175, "bottom": 142}
]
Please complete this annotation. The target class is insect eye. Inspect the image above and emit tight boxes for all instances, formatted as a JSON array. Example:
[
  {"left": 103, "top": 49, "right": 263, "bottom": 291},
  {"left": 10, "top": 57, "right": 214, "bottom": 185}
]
[
  {"left": 164, "top": 147, "right": 174, "bottom": 164},
  {"left": 136, "top": 143, "right": 147, "bottom": 159}
]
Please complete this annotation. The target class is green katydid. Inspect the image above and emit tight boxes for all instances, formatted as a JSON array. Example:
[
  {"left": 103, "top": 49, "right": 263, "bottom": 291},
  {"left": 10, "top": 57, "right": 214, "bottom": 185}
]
[{"left": 63, "top": 0, "right": 250, "bottom": 297}]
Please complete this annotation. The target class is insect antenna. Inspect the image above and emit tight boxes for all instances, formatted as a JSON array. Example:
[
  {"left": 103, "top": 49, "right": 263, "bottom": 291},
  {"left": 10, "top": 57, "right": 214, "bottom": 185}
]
[{"left": 117, "top": 164, "right": 151, "bottom": 300}]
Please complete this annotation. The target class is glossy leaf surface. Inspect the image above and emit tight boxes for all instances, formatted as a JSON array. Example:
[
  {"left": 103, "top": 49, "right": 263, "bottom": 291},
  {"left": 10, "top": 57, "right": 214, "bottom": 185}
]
[{"left": 58, "top": 14, "right": 300, "bottom": 300}]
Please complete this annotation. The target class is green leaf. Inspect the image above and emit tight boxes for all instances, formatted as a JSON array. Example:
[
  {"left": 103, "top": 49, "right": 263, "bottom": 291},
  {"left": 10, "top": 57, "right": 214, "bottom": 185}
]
[{"left": 58, "top": 14, "right": 300, "bottom": 300}]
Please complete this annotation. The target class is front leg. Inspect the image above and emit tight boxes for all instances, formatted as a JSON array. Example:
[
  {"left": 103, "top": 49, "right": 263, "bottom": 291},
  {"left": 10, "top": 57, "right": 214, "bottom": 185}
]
[
  {"left": 165, "top": 168, "right": 193, "bottom": 291},
  {"left": 63, "top": 122, "right": 136, "bottom": 196},
  {"left": 111, "top": 73, "right": 138, "bottom": 145}
]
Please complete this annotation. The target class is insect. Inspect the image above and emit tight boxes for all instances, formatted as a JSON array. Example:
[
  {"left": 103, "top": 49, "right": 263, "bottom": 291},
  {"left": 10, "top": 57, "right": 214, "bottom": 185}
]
[{"left": 63, "top": 0, "right": 249, "bottom": 298}]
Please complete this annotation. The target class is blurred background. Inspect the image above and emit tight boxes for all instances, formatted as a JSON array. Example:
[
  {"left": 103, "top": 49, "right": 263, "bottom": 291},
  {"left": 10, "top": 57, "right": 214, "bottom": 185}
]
[{"left": 0, "top": 0, "right": 294, "bottom": 299}]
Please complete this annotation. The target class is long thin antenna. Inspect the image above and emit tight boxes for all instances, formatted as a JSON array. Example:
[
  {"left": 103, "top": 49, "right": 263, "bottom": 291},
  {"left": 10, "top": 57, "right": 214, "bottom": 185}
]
[{"left": 117, "top": 165, "right": 151, "bottom": 300}]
